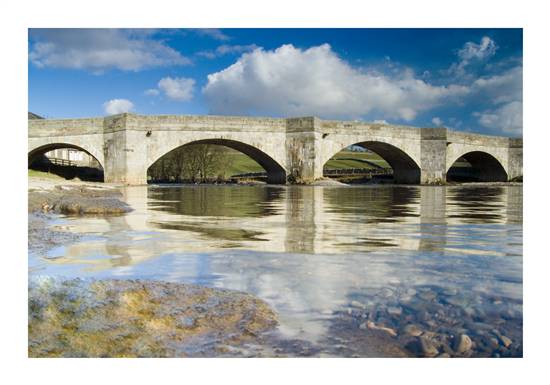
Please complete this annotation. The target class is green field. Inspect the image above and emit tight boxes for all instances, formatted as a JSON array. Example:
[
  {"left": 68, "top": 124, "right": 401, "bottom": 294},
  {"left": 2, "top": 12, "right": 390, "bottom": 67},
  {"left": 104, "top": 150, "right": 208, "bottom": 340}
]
[
  {"left": 223, "top": 151, "right": 265, "bottom": 175},
  {"left": 29, "top": 149, "right": 393, "bottom": 180},
  {"left": 323, "top": 151, "right": 389, "bottom": 170},
  {"left": 223, "top": 149, "right": 389, "bottom": 176},
  {"left": 28, "top": 169, "right": 64, "bottom": 179}
]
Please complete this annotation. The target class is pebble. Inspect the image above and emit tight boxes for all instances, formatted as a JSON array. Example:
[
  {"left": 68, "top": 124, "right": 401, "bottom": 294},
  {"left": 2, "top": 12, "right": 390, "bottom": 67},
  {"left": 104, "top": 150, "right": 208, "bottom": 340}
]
[
  {"left": 387, "top": 306, "right": 402, "bottom": 317},
  {"left": 406, "top": 336, "right": 439, "bottom": 357},
  {"left": 406, "top": 288, "right": 417, "bottom": 296},
  {"left": 350, "top": 300, "right": 366, "bottom": 309},
  {"left": 402, "top": 324, "right": 423, "bottom": 337},
  {"left": 453, "top": 334, "right": 473, "bottom": 354},
  {"left": 379, "top": 288, "right": 394, "bottom": 298},
  {"left": 363, "top": 321, "right": 397, "bottom": 337},
  {"left": 418, "top": 291, "right": 436, "bottom": 302},
  {"left": 499, "top": 335, "right": 512, "bottom": 348}
]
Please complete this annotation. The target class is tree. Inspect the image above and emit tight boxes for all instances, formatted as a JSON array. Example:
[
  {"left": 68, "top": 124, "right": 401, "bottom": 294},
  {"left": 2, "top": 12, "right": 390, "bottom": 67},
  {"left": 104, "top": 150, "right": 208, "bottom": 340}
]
[{"left": 148, "top": 144, "right": 234, "bottom": 183}]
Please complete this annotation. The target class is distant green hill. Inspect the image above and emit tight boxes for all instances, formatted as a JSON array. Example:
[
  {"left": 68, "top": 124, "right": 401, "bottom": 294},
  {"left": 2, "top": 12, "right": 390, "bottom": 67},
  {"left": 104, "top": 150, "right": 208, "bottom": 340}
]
[
  {"left": 28, "top": 112, "right": 44, "bottom": 119},
  {"left": 225, "top": 149, "right": 389, "bottom": 176}
]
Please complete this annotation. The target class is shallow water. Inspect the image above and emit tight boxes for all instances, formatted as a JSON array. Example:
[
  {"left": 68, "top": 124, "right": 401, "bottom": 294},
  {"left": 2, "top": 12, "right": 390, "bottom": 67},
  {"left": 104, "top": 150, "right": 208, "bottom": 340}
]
[{"left": 29, "top": 184, "right": 523, "bottom": 357}]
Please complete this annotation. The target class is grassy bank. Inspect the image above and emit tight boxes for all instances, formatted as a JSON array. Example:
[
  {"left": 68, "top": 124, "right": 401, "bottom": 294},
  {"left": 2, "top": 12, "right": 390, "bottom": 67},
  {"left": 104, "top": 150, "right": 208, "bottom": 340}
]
[
  {"left": 28, "top": 169, "right": 65, "bottom": 180},
  {"left": 224, "top": 149, "right": 389, "bottom": 176}
]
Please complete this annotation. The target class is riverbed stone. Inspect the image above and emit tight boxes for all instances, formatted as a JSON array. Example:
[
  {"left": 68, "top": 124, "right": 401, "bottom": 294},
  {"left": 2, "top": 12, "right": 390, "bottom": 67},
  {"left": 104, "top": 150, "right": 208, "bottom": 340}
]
[
  {"left": 350, "top": 300, "right": 366, "bottom": 309},
  {"left": 402, "top": 324, "right": 423, "bottom": 337},
  {"left": 453, "top": 334, "right": 473, "bottom": 354},
  {"left": 406, "top": 336, "right": 439, "bottom": 357},
  {"left": 387, "top": 306, "right": 403, "bottom": 317},
  {"left": 417, "top": 290, "right": 437, "bottom": 302},
  {"left": 499, "top": 335, "right": 513, "bottom": 348}
]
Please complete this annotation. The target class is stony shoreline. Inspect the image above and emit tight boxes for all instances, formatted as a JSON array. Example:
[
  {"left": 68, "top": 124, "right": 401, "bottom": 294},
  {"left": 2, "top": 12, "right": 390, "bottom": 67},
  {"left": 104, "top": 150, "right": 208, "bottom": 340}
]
[{"left": 28, "top": 177, "right": 281, "bottom": 357}]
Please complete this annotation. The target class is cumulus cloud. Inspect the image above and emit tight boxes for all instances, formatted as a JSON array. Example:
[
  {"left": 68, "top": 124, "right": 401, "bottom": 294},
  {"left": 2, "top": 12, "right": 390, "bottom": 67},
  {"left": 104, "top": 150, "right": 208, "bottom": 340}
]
[
  {"left": 203, "top": 44, "right": 469, "bottom": 121},
  {"left": 471, "top": 66, "right": 522, "bottom": 105},
  {"left": 29, "top": 29, "right": 190, "bottom": 72},
  {"left": 103, "top": 99, "right": 134, "bottom": 115},
  {"left": 471, "top": 66, "right": 522, "bottom": 135},
  {"left": 158, "top": 77, "right": 195, "bottom": 101},
  {"left": 431, "top": 117, "right": 444, "bottom": 126},
  {"left": 449, "top": 36, "right": 498, "bottom": 77},
  {"left": 474, "top": 101, "right": 522, "bottom": 135},
  {"left": 197, "top": 44, "right": 260, "bottom": 59},
  {"left": 459, "top": 36, "right": 497, "bottom": 62}
]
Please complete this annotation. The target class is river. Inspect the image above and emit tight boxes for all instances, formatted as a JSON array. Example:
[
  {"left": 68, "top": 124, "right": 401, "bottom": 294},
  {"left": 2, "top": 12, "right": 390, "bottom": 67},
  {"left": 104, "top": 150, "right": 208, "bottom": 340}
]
[{"left": 28, "top": 184, "right": 523, "bottom": 357}]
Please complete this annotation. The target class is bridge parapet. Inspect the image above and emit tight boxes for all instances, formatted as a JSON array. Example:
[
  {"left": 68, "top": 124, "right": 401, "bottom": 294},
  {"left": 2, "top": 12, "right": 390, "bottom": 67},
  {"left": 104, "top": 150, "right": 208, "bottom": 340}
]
[
  {"left": 29, "top": 117, "right": 104, "bottom": 137},
  {"left": 28, "top": 113, "right": 523, "bottom": 185},
  {"left": 447, "top": 130, "right": 511, "bottom": 147},
  {"left": 126, "top": 113, "right": 287, "bottom": 133}
]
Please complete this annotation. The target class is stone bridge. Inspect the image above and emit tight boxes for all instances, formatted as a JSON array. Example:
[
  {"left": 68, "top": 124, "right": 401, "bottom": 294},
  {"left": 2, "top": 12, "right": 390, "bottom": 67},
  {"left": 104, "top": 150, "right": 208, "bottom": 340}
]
[{"left": 28, "top": 113, "right": 523, "bottom": 185}]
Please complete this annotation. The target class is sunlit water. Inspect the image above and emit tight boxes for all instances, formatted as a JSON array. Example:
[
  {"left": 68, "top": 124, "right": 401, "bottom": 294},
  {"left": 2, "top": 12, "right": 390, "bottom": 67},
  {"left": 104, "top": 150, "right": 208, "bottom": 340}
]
[{"left": 29, "top": 185, "right": 523, "bottom": 357}]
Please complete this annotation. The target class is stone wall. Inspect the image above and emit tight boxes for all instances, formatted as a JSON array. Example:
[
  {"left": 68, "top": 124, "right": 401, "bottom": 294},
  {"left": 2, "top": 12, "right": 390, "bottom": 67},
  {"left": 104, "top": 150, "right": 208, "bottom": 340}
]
[{"left": 29, "top": 113, "right": 523, "bottom": 185}]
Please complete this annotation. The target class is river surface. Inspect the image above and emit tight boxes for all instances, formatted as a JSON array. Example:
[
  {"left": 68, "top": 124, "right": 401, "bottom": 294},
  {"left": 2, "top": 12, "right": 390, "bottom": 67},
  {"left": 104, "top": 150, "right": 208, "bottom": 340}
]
[{"left": 29, "top": 184, "right": 523, "bottom": 357}]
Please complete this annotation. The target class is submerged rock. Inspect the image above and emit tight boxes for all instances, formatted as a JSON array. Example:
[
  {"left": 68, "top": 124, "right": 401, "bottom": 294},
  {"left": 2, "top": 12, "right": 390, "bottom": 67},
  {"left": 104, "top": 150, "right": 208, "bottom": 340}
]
[
  {"left": 453, "top": 334, "right": 473, "bottom": 354},
  {"left": 28, "top": 277, "right": 278, "bottom": 357},
  {"left": 406, "top": 336, "right": 439, "bottom": 357},
  {"left": 402, "top": 324, "right": 423, "bottom": 337},
  {"left": 499, "top": 335, "right": 513, "bottom": 348}
]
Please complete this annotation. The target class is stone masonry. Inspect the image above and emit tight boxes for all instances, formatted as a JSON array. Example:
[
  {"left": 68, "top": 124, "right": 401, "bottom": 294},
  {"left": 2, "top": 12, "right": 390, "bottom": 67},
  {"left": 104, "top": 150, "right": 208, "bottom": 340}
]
[{"left": 28, "top": 113, "right": 523, "bottom": 185}]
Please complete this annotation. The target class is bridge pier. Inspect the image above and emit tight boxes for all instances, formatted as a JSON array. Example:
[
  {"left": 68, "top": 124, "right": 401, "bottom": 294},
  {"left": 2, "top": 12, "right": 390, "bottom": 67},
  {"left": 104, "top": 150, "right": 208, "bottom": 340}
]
[
  {"left": 285, "top": 117, "right": 324, "bottom": 183},
  {"left": 29, "top": 113, "right": 522, "bottom": 186},
  {"left": 420, "top": 128, "right": 447, "bottom": 184},
  {"left": 507, "top": 138, "right": 523, "bottom": 181},
  {"left": 102, "top": 114, "right": 148, "bottom": 184}
]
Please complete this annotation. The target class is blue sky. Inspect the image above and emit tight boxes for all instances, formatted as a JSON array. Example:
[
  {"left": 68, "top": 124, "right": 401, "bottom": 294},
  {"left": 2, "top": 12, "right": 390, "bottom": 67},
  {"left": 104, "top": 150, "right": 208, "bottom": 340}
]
[{"left": 28, "top": 28, "right": 522, "bottom": 136}]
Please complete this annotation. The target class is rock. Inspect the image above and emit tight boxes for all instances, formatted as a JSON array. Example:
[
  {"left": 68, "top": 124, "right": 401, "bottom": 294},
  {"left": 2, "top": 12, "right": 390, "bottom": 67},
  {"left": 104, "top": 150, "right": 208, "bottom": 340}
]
[
  {"left": 418, "top": 290, "right": 436, "bottom": 302},
  {"left": 379, "top": 288, "right": 394, "bottom": 298},
  {"left": 453, "top": 334, "right": 473, "bottom": 354},
  {"left": 350, "top": 300, "right": 366, "bottom": 309},
  {"left": 442, "top": 288, "right": 458, "bottom": 296},
  {"left": 402, "top": 324, "right": 423, "bottom": 337},
  {"left": 406, "top": 288, "right": 417, "bottom": 296},
  {"left": 436, "top": 353, "right": 451, "bottom": 358},
  {"left": 406, "top": 336, "right": 439, "bottom": 357},
  {"left": 363, "top": 321, "right": 397, "bottom": 337},
  {"left": 499, "top": 335, "right": 513, "bottom": 348},
  {"left": 387, "top": 306, "right": 403, "bottom": 317}
]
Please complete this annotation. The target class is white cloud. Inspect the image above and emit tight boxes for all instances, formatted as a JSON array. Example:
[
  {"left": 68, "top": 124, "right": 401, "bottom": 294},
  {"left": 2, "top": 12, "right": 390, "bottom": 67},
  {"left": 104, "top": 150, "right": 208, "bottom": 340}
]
[
  {"left": 474, "top": 101, "right": 522, "bottom": 135},
  {"left": 471, "top": 66, "right": 522, "bottom": 105},
  {"left": 471, "top": 66, "right": 522, "bottom": 135},
  {"left": 103, "top": 99, "right": 134, "bottom": 115},
  {"left": 449, "top": 36, "right": 498, "bottom": 77},
  {"left": 158, "top": 77, "right": 195, "bottom": 101},
  {"left": 431, "top": 117, "right": 443, "bottom": 126},
  {"left": 203, "top": 44, "right": 469, "bottom": 121},
  {"left": 29, "top": 29, "right": 190, "bottom": 72},
  {"left": 458, "top": 36, "right": 497, "bottom": 63},
  {"left": 144, "top": 88, "right": 160, "bottom": 96},
  {"left": 193, "top": 29, "right": 230, "bottom": 41},
  {"left": 197, "top": 44, "right": 260, "bottom": 59}
]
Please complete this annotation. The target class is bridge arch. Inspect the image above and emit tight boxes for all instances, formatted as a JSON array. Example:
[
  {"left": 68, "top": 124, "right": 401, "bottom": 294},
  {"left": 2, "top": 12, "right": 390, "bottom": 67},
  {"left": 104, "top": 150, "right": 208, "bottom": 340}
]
[
  {"left": 147, "top": 138, "right": 287, "bottom": 184},
  {"left": 322, "top": 140, "right": 421, "bottom": 184},
  {"left": 28, "top": 142, "right": 105, "bottom": 181},
  {"left": 28, "top": 142, "right": 104, "bottom": 169},
  {"left": 446, "top": 151, "right": 508, "bottom": 182}
]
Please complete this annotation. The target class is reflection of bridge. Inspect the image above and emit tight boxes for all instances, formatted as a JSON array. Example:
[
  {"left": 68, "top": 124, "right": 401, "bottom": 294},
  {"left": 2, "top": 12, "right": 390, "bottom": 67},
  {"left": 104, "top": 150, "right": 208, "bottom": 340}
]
[{"left": 28, "top": 113, "right": 522, "bottom": 185}]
